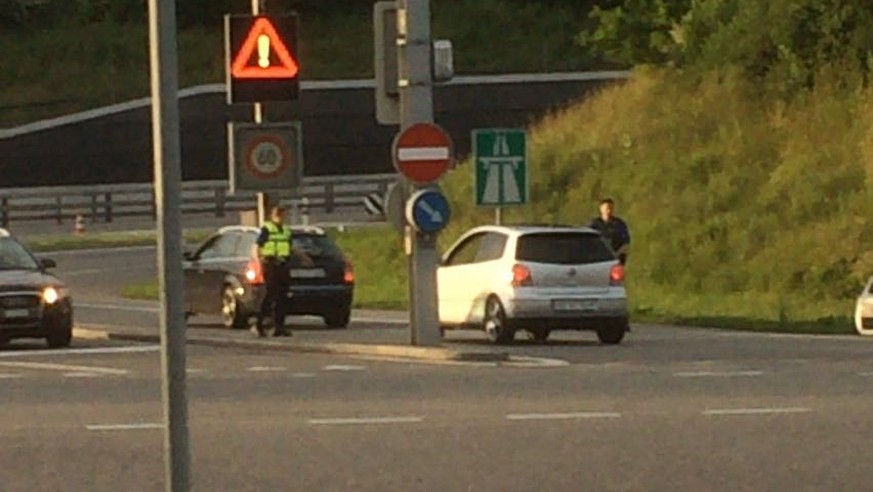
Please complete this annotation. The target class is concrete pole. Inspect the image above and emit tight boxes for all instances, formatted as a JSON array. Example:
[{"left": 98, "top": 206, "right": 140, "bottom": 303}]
[
  {"left": 398, "top": 0, "right": 441, "bottom": 346},
  {"left": 147, "top": 0, "right": 190, "bottom": 489}
]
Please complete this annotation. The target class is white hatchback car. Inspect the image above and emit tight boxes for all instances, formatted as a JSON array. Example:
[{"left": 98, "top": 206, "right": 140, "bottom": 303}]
[
  {"left": 855, "top": 276, "right": 873, "bottom": 335},
  {"left": 437, "top": 225, "right": 629, "bottom": 344}
]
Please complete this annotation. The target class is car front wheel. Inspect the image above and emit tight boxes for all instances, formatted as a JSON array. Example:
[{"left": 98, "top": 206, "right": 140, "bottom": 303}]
[{"left": 46, "top": 319, "right": 73, "bottom": 349}]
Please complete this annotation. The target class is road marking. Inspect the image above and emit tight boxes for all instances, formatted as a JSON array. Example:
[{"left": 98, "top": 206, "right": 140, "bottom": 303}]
[
  {"left": 292, "top": 372, "right": 316, "bottom": 378},
  {"left": 308, "top": 416, "right": 424, "bottom": 426},
  {"left": 77, "top": 302, "right": 158, "bottom": 313},
  {"left": 322, "top": 364, "right": 366, "bottom": 372},
  {"left": 86, "top": 423, "right": 164, "bottom": 431},
  {"left": 246, "top": 366, "right": 287, "bottom": 372},
  {"left": 0, "top": 361, "right": 128, "bottom": 375},
  {"left": 674, "top": 371, "right": 764, "bottom": 378},
  {"left": 0, "top": 373, "right": 23, "bottom": 379},
  {"left": 703, "top": 407, "right": 812, "bottom": 416},
  {"left": 186, "top": 368, "right": 205, "bottom": 374},
  {"left": 506, "top": 412, "right": 622, "bottom": 421},
  {"left": 858, "top": 372, "right": 873, "bottom": 377},
  {"left": 503, "top": 356, "right": 571, "bottom": 368},
  {"left": 64, "top": 372, "right": 105, "bottom": 378},
  {"left": 0, "top": 345, "right": 159, "bottom": 358}
]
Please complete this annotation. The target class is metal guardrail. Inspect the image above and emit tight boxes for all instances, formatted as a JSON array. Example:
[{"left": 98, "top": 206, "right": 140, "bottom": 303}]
[{"left": 0, "top": 174, "right": 396, "bottom": 227}]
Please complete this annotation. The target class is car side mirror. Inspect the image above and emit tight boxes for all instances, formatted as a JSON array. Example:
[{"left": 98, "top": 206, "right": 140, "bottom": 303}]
[{"left": 40, "top": 258, "right": 56, "bottom": 269}]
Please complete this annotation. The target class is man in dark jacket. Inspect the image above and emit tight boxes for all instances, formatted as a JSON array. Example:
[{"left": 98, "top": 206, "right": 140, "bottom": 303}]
[{"left": 588, "top": 198, "right": 630, "bottom": 265}]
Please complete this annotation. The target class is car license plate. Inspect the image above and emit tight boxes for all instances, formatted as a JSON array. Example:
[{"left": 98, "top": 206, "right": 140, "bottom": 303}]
[
  {"left": 3, "top": 308, "right": 30, "bottom": 318},
  {"left": 290, "top": 268, "right": 326, "bottom": 279},
  {"left": 553, "top": 299, "right": 596, "bottom": 312}
]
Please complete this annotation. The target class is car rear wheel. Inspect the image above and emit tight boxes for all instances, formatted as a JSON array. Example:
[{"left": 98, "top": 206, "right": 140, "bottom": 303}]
[
  {"left": 323, "top": 309, "right": 351, "bottom": 329},
  {"left": 221, "top": 286, "right": 249, "bottom": 330},
  {"left": 484, "top": 296, "right": 514, "bottom": 344},
  {"left": 526, "top": 328, "right": 551, "bottom": 344},
  {"left": 46, "top": 320, "right": 73, "bottom": 349},
  {"left": 596, "top": 319, "right": 627, "bottom": 345}
]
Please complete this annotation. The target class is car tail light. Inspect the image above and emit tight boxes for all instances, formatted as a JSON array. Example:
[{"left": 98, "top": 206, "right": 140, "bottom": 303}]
[
  {"left": 511, "top": 264, "right": 532, "bottom": 287},
  {"left": 343, "top": 261, "right": 355, "bottom": 284},
  {"left": 610, "top": 264, "right": 625, "bottom": 286},
  {"left": 244, "top": 259, "right": 264, "bottom": 285}
]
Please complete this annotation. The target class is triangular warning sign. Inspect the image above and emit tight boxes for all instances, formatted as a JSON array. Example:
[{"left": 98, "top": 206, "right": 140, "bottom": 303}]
[{"left": 232, "top": 17, "right": 299, "bottom": 79}]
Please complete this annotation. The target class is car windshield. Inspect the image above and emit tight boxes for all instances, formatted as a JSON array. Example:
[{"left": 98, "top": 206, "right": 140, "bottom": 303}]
[
  {"left": 0, "top": 237, "right": 39, "bottom": 270},
  {"left": 515, "top": 232, "right": 615, "bottom": 265}
]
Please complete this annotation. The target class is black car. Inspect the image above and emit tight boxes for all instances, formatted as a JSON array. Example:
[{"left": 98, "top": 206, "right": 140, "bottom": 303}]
[
  {"left": 0, "top": 229, "right": 73, "bottom": 348},
  {"left": 183, "top": 225, "right": 354, "bottom": 329}
]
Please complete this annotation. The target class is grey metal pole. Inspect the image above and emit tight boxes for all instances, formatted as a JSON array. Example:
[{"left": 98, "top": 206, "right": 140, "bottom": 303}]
[
  {"left": 147, "top": 0, "right": 190, "bottom": 490},
  {"left": 398, "top": 0, "right": 441, "bottom": 346},
  {"left": 253, "top": 0, "right": 269, "bottom": 225}
]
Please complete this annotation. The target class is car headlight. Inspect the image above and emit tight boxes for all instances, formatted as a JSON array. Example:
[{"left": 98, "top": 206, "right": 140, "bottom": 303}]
[{"left": 42, "top": 286, "right": 59, "bottom": 304}]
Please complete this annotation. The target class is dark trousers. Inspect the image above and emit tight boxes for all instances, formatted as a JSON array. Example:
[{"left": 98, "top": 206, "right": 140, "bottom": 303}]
[{"left": 256, "top": 259, "right": 289, "bottom": 332}]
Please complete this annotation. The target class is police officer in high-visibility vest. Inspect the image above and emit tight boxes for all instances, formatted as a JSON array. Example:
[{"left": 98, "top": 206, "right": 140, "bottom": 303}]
[{"left": 255, "top": 205, "right": 293, "bottom": 337}]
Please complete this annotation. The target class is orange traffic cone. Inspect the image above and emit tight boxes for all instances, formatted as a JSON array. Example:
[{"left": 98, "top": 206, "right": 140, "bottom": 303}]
[{"left": 74, "top": 215, "right": 85, "bottom": 235}]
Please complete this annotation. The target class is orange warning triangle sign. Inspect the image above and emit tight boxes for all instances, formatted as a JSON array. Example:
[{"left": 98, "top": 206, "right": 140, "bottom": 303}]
[{"left": 231, "top": 17, "right": 299, "bottom": 79}]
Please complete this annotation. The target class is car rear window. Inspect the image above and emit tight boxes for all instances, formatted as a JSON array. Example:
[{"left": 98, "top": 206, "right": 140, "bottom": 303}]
[
  {"left": 293, "top": 234, "right": 343, "bottom": 258},
  {"left": 515, "top": 232, "right": 615, "bottom": 265}
]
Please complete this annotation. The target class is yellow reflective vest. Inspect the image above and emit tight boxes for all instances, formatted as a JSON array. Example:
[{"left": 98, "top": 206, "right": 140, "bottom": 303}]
[{"left": 260, "top": 221, "right": 291, "bottom": 258}]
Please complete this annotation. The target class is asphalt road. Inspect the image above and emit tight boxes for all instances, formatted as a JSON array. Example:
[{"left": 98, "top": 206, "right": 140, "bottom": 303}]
[
  {"left": 2, "top": 336, "right": 873, "bottom": 491},
  {"left": 4, "top": 245, "right": 871, "bottom": 491}
]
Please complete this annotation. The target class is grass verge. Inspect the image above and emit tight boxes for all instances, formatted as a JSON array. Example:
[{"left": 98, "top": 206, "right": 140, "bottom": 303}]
[{"left": 24, "top": 229, "right": 215, "bottom": 253}]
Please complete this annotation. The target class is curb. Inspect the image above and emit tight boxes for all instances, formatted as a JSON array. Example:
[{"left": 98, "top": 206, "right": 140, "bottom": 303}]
[{"left": 73, "top": 326, "right": 508, "bottom": 362}]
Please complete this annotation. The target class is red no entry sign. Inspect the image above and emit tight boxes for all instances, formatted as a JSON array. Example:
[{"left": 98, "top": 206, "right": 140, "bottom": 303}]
[{"left": 392, "top": 123, "right": 454, "bottom": 184}]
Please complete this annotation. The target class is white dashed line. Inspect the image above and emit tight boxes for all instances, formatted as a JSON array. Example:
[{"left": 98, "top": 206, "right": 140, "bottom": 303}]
[
  {"left": 292, "top": 373, "right": 317, "bottom": 378},
  {"left": 0, "top": 373, "right": 23, "bottom": 379},
  {"left": 322, "top": 365, "right": 366, "bottom": 372},
  {"left": 0, "top": 361, "right": 128, "bottom": 375},
  {"left": 858, "top": 372, "right": 873, "bottom": 377},
  {"left": 86, "top": 423, "right": 164, "bottom": 431},
  {"left": 308, "top": 416, "right": 424, "bottom": 426},
  {"left": 674, "top": 371, "right": 764, "bottom": 378},
  {"left": 703, "top": 407, "right": 812, "bottom": 417},
  {"left": 63, "top": 372, "right": 105, "bottom": 378},
  {"left": 76, "top": 303, "right": 158, "bottom": 313},
  {"left": 0, "top": 345, "right": 159, "bottom": 358},
  {"left": 506, "top": 412, "right": 622, "bottom": 421},
  {"left": 246, "top": 366, "right": 287, "bottom": 372}
]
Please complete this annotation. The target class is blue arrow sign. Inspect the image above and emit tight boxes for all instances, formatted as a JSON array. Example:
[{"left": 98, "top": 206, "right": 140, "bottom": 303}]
[{"left": 406, "top": 189, "right": 451, "bottom": 233}]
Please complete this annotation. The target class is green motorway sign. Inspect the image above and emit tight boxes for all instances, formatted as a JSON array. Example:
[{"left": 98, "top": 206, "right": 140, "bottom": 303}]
[{"left": 473, "top": 129, "right": 528, "bottom": 206}]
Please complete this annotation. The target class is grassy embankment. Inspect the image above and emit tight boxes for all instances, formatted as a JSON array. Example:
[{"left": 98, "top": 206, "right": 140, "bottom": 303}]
[{"left": 123, "top": 67, "right": 872, "bottom": 334}]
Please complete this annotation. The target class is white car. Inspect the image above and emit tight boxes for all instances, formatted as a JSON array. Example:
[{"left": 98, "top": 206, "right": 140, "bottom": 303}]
[
  {"left": 855, "top": 276, "right": 873, "bottom": 335},
  {"left": 437, "top": 225, "right": 629, "bottom": 344}
]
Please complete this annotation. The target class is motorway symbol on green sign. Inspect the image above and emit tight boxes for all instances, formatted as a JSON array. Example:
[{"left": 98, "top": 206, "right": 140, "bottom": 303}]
[{"left": 473, "top": 129, "right": 528, "bottom": 206}]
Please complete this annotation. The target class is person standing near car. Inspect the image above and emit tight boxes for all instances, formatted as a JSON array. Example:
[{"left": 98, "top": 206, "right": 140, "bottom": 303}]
[
  {"left": 589, "top": 198, "right": 631, "bottom": 265},
  {"left": 255, "top": 205, "right": 293, "bottom": 338}
]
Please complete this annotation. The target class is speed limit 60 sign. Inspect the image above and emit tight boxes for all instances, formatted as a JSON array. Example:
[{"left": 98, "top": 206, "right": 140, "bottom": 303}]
[{"left": 228, "top": 122, "right": 303, "bottom": 193}]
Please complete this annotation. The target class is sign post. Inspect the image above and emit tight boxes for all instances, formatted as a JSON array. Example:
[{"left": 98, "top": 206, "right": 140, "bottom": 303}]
[
  {"left": 396, "top": 0, "right": 445, "bottom": 346},
  {"left": 473, "top": 128, "right": 529, "bottom": 224},
  {"left": 147, "top": 0, "right": 190, "bottom": 489},
  {"left": 225, "top": 0, "right": 301, "bottom": 223}
]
